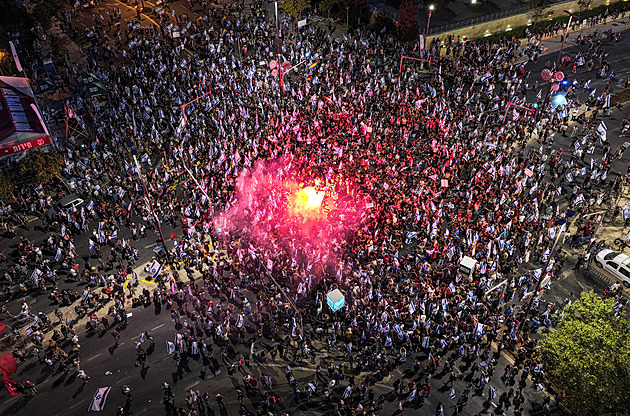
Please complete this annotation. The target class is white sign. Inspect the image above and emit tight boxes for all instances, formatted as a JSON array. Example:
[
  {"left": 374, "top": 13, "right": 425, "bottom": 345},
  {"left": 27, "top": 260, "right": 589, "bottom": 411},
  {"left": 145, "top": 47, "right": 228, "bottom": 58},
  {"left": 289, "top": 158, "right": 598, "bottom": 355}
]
[{"left": 298, "top": 19, "right": 307, "bottom": 28}]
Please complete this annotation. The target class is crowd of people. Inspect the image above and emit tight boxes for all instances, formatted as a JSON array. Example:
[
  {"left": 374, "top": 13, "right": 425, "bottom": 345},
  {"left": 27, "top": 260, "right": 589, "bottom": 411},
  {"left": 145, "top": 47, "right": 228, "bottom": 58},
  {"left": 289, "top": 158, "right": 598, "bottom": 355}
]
[{"left": 1, "top": 0, "right": 630, "bottom": 415}]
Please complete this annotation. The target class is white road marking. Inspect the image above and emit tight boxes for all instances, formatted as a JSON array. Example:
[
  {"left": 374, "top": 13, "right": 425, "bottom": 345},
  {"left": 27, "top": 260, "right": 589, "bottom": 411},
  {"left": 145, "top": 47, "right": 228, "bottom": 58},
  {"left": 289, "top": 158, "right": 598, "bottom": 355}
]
[
  {"left": 144, "top": 243, "right": 158, "bottom": 249},
  {"left": 185, "top": 380, "right": 200, "bottom": 390},
  {"left": 116, "top": 375, "right": 133, "bottom": 384},
  {"left": 87, "top": 353, "right": 102, "bottom": 361},
  {"left": 69, "top": 400, "right": 87, "bottom": 410},
  {"left": 151, "top": 323, "right": 165, "bottom": 330}
]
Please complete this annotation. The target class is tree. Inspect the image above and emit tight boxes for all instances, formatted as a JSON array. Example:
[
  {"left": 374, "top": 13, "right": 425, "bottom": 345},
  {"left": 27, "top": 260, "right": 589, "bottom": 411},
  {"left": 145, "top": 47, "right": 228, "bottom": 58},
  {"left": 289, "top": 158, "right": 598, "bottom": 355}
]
[
  {"left": 540, "top": 291, "right": 630, "bottom": 416},
  {"left": 281, "top": 0, "right": 311, "bottom": 19},
  {"left": 318, "top": 0, "right": 339, "bottom": 18},
  {"left": 397, "top": 0, "right": 418, "bottom": 41},
  {"left": 0, "top": 173, "right": 14, "bottom": 201},
  {"left": 19, "top": 150, "right": 64, "bottom": 184},
  {"left": 577, "top": 0, "right": 593, "bottom": 12},
  {"left": 33, "top": 0, "right": 62, "bottom": 31}
]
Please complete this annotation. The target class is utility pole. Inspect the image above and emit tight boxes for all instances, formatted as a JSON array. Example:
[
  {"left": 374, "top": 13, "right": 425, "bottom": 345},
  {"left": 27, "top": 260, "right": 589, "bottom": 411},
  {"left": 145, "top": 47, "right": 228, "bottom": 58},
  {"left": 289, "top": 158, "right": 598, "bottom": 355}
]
[{"left": 133, "top": 155, "right": 170, "bottom": 263}]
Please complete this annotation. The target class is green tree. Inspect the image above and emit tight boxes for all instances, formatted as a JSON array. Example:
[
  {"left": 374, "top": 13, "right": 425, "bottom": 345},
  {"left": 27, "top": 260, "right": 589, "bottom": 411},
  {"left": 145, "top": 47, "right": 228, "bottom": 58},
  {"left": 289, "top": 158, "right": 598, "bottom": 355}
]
[
  {"left": 0, "top": 173, "right": 14, "bottom": 201},
  {"left": 540, "top": 291, "right": 630, "bottom": 416},
  {"left": 33, "top": 0, "right": 62, "bottom": 31},
  {"left": 577, "top": 0, "right": 593, "bottom": 12},
  {"left": 318, "top": 0, "right": 339, "bottom": 18},
  {"left": 281, "top": 0, "right": 311, "bottom": 18},
  {"left": 19, "top": 150, "right": 64, "bottom": 184}
]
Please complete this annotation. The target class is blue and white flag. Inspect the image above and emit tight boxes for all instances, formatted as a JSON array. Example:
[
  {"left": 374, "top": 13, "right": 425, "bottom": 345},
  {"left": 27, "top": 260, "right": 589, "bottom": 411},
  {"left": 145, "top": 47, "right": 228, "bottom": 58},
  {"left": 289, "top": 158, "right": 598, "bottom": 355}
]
[
  {"left": 88, "top": 386, "right": 112, "bottom": 411},
  {"left": 89, "top": 239, "right": 95, "bottom": 252},
  {"left": 474, "top": 322, "right": 485, "bottom": 338},
  {"left": 405, "top": 231, "right": 418, "bottom": 245},
  {"left": 191, "top": 341, "right": 198, "bottom": 355},
  {"left": 166, "top": 341, "right": 175, "bottom": 355},
  {"left": 60, "top": 224, "right": 66, "bottom": 237},
  {"left": 55, "top": 247, "right": 62, "bottom": 261},
  {"left": 449, "top": 387, "right": 456, "bottom": 400},
  {"left": 489, "top": 385, "right": 496, "bottom": 400},
  {"left": 235, "top": 314, "right": 244, "bottom": 328},
  {"left": 421, "top": 336, "right": 430, "bottom": 348},
  {"left": 596, "top": 121, "right": 607, "bottom": 141},
  {"left": 148, "top": 260, "right": 162, "bottom": 279}
]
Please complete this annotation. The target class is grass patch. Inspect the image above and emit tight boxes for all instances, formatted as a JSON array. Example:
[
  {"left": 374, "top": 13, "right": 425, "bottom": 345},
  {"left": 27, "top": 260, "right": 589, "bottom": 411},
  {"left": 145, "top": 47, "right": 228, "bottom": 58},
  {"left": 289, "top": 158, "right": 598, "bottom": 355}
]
[{"left": 612, "top": 89, "right": 630, "bottom": 106}]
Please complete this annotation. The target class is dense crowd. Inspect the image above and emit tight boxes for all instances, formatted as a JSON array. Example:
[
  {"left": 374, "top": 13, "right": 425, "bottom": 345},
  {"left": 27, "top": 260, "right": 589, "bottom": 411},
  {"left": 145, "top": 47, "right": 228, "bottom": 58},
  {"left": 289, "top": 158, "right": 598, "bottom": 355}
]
[{"left": 1, "top": 1, "right": 630, "bottom": 415}]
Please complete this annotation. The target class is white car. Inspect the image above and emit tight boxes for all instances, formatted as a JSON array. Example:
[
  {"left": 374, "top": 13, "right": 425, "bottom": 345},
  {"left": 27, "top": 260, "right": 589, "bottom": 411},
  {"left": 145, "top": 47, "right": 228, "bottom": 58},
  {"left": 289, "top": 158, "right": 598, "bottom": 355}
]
[{"left": 594, "top": 249, "right": 630, "bottom": 287}]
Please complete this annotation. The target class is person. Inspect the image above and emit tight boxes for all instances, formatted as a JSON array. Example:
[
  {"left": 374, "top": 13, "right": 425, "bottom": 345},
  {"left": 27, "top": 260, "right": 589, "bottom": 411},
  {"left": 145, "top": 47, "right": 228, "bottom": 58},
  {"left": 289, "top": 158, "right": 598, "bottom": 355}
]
[
  {"left": 78, "top": 369, "right": 89, "bottom": 383},
  {"left": 112, "top": 329, "right": 120, "bottom": 346}
]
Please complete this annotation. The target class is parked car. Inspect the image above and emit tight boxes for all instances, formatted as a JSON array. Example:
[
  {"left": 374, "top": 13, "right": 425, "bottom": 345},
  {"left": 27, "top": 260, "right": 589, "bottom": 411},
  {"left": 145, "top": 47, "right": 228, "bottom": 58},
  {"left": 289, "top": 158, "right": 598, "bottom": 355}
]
[
  {"left": 46, "top": 194, "right": 85, "bottom": 218},
  {"left": 594, "top": 249, "right": 630, "bottom": 287}
]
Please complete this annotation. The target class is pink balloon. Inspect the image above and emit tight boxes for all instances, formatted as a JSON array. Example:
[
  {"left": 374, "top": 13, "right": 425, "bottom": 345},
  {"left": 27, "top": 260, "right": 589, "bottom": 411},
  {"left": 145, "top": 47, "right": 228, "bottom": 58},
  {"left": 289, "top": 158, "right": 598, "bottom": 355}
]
[
  {"left": 271, "top": 69, "right": 279, "bottom": 77},
  {"left": 541, "top": 69, "right": 552, "bottom": 81},
  {"left": 554, "top": 71, "right": 564, "bottom": 82},
  {"left": 551, "top": 84, "right": 559, "bottom": 91},
  {"left": 269, "top": 60, "right": 277, "bottom": 69}
]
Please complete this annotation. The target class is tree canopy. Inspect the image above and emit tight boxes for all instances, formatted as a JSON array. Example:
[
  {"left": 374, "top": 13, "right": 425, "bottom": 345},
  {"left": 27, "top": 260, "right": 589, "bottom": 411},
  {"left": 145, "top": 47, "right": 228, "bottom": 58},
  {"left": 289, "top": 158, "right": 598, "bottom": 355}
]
[
  {"left": 19, "top": 150, "right": 64, "bottom": 185},
  {"left": 540, "top": 291, "right": 630, "bottom": 416}
]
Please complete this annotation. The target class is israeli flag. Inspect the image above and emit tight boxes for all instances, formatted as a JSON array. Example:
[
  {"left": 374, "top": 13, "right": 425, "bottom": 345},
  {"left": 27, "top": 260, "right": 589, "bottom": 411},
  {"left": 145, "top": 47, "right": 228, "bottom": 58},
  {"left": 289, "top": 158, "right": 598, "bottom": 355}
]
[
  {"left": 622, "top": 205, "right": 630, "bottom": 221},
  {"left": 88, "top": 387, "right": 112, "bottom": 412},
  {"left": 148, "top": 260, "right": 162, "bottom": 279},
  {"left": 450, "top": 387, "right": 456, "bottom": 400},
  {"left": 489, "top": 385, "right": 496, "bottom": 400},
  {"left": 440, "top": 339, "right": 447, "bottom": 349},
  {"left": 408, "top": 302, "right": 416, "bottom": 314},
  {"left": 342, "top": 385, "right": 352, "bottom": 399},
  {"left": 86, "top": 200, "right": 94, "bottom": 211},
  {"left": 542, "top": 249, "right": 550, "bottom": 263},
  {"left": 216, "top": 325, "right": 224, "bottom": 336},
  {"left": 408, "top": 388, "right": 417, "bottom": 402},
  {"left": 30, "top": 268, "right": 42, "bottom": 282},
  {"left": 33, "top": 314, "right": 40, "bottom": 326},
  {"left": 548, "top": 227, "right": 556, "bottom": 239},
  {"left": 448, "top": 282, "right": 456, "bottom": 293},
  {"left": 132, "top": 272, "right": 138, "bottom": 285},
  {"left": 89, "top": 239, "right": 95, "bottom": 252},
  {"left": 191, "top": 341, "right": 198, "bottom": 355},
  {"left": 597, "top": 121, "right": 607, "bottom": 138},
  {"left": 55, "top": 247, "right": 62, "bottom": 261},
  {"left": 60, "top": 224, "right": 66, "bottom": 237},
  {"left": 235, "top": 314, "right": 244, "bottom": 328},
  {"left": 474, "top": 322, "right": 485, "bottom": 338},
  {"left": 421, "top": 336, "right": 430, "bottom": 348},
  {"left": 166, "top": 341, "right": 175, "bottom": 355},
  {"left": 405, "top": 231, "right": 418, "bottom": 245},
  {"left": 384, "top": 335, "right": 392, "bottom": 347}
]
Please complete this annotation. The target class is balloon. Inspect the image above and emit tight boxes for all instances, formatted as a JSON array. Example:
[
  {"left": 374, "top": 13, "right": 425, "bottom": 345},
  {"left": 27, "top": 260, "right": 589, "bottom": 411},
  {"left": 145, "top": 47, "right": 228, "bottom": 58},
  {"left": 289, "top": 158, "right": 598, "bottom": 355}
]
[
  {"left": 541, "top": 69, "right": 552, "bottom": 81},
  {"left": 271, "top": 69, "right": 279, "bottom": 77},
  {"left": 554, "top": 72, "right": 564, "bottom": 82},
  {"left": 551, "top": 84, "right": 559, "bottom": 91},
  {"left": 269, "top": 60, "right": 277, "bottom": 69}
]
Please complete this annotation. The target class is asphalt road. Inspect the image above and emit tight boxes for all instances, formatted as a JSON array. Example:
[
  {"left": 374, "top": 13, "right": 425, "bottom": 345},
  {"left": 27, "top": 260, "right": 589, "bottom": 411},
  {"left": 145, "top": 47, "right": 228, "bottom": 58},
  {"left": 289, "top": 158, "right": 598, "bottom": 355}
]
[{"left": 2, "top": 4, "right": 630, "bottom": 416}]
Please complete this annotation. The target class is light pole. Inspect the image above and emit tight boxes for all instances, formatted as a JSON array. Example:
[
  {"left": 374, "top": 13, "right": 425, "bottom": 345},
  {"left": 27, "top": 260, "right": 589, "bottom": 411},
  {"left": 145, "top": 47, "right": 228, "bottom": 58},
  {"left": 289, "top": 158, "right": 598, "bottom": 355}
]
[
  {"left": 273, "top": 0, "right": 284, "bottom": 95},
  {"left": 133, "top": 155, "right": 170, "bottom": 263},
  {"left": 425, "top": 5, "right": 434, "bottom": 37}
]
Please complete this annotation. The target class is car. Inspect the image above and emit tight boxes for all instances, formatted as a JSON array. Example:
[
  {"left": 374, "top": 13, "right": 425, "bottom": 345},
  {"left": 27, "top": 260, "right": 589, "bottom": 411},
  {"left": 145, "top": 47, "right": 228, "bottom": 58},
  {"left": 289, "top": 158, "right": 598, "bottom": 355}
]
[
  {"left": 46, "top": 194, "right": 85, "bottom": 218},
  {"left": 594, "top": 249, "right": 630, "bottom": 287}
]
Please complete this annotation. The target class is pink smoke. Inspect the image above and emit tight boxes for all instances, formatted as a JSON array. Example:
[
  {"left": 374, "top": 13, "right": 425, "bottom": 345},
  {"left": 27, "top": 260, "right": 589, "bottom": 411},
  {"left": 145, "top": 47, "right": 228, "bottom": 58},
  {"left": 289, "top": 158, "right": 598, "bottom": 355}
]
[{"left": 213, "top": 157, "right": 368, "bottom": 276}]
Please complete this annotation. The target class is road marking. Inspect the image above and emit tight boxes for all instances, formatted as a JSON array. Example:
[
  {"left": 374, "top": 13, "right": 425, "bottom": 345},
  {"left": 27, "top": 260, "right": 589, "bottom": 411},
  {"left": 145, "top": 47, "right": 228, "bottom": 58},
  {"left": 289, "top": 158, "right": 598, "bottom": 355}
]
[
  {"left": 116, "top": 375, "right": 133, "bottom": 384},
  {"left": 185, "top": 380, "right": 200, "bottom": 389},
  {"left": 69, "top": 400, "right": 87, "bottom": 410},
  {"left": 113, "top": 0, "right": 160, "bottom": 26},
  {"left": 144, "top": 243, "right": 158, "bottom": 249},
  {"left": 88, "top": 353, "right": 102, "bottom": 361},
  {"left": 151, "top": 323, "right": 165, "bottom": 330}
]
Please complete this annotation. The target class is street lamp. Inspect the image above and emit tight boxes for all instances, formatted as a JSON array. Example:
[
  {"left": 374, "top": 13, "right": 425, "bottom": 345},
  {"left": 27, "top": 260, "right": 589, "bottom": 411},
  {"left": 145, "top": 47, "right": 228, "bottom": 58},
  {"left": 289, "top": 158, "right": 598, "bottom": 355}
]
[
  {"left": 346, "top": 6, "right": 350, "bottom": 30},
  {"left": 426, "top": 5, "right": 434, "bottom": 35}
]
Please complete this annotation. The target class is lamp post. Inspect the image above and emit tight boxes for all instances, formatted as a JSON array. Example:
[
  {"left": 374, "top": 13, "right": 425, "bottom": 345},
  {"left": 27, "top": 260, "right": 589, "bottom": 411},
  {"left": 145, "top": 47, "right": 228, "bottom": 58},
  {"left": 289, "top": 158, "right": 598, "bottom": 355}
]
[
  {"left": 425, "top": 5, "right": 434, "bottom": 37},
  {"left": 346, "top": 6, "right": 350, "bottom": 30},
  {"left": 273, "top": 0, "right": 284, "bottom": 95},
  {"left": 133, "top": 155, "right": 170, "bottom": 263}
]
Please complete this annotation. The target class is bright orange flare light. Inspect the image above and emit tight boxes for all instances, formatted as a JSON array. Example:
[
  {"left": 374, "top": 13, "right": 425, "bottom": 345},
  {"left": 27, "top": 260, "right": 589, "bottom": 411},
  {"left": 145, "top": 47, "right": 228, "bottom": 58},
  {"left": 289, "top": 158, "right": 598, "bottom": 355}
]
[{"left": 297, "top": 187, "right": 325, "bottom": 209}]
